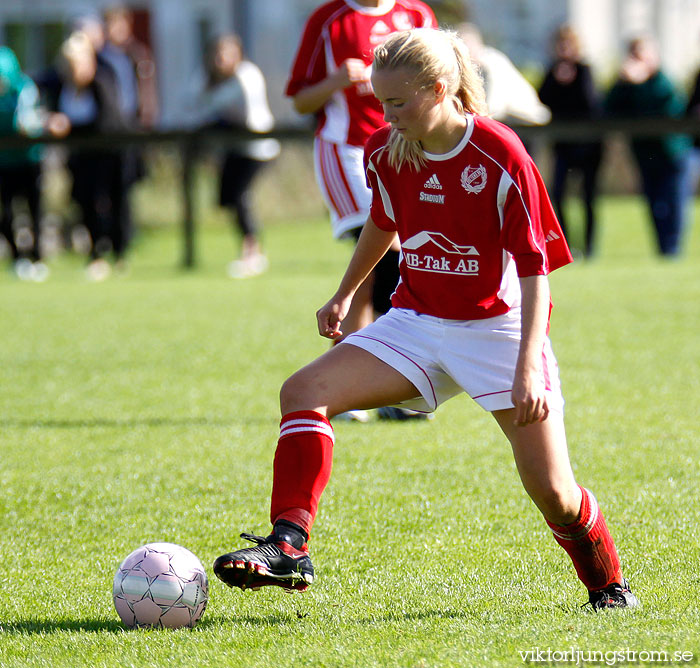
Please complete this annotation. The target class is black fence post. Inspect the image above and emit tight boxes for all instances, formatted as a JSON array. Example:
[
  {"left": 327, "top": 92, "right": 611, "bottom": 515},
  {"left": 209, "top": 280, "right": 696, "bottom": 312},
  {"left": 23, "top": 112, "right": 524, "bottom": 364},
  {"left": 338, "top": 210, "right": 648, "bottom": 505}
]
[{"left": 181, "top": 138, "right": 196, "bottom": 269}]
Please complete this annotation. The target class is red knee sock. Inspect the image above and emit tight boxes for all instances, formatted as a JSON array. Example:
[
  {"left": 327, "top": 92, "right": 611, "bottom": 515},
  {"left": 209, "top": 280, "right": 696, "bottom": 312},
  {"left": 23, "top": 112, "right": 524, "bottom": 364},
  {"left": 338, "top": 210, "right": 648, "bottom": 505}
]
[
  {"left": 269, "top": 410, "right": 334, "bottom": 537},
  {"left": 547, "top": 486, "right": 622, "bottom": 591}
]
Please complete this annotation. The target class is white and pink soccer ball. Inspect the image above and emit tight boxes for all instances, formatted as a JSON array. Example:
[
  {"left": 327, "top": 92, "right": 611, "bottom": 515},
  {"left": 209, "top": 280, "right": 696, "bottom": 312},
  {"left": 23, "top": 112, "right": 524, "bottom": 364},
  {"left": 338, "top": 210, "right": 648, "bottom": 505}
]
[{"left": 113, "top": 542, "right": 208, "bottom": 629}]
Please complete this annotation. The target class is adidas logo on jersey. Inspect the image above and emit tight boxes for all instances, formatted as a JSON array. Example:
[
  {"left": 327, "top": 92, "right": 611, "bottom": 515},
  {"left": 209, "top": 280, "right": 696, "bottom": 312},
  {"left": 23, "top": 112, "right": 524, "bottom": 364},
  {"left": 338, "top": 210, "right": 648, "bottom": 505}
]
[
  {"left": 423, "top": 174, "right": 443, "bottom": 190},
  {"left": 545, "top": 230, "right": 561, "bottom": 242}
]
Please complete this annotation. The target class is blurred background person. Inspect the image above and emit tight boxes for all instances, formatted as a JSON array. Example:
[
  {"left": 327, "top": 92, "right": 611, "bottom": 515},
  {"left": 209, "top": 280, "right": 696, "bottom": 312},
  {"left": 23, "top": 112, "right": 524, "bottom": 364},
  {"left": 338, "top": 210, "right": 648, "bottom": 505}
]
[
  {"left": 684, "top": 50, "right": 700, "bottom": 202},
  {"left": 457, "top": 22, "right": 551, "bottom": 128},
  {"left": 285, "top": 0, "right": 437, "bottom": 422},
  {"left": 102, "top": 5, "right": 159, "bottom": 130},
  {"left": 605, "top": 35, "right": 692, "bottom": 257},
  {"left": 188, "top": 33, "right": 280, "bottom": 278},
  {"left": 285, "top": 0, "right": 437, "bottom": 333},
  {"left": 538, "top": 24, "right": 603, "bottom": 257},
  {"left": 43, "top": 30, "right": 129, "bottom": 280},
  {"left": 100, "top": 6, "right": 160, "bottom": 255},
  {"left": 0, "top": 46, "right": 48, "bottom": 281},
  {"left": 77, "top": 11, "right": 145, "bottom": 265}
]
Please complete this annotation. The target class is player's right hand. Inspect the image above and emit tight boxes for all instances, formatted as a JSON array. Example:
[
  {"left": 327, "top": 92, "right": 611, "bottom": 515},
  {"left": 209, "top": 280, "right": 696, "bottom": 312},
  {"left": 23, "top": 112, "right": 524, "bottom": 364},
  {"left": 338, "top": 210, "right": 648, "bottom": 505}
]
[
  {"left": 335, "top": 59, "right": 371, "bottom": 89},
  {"left": 316, "top": 294, "right": 352, "bottom": 340}
]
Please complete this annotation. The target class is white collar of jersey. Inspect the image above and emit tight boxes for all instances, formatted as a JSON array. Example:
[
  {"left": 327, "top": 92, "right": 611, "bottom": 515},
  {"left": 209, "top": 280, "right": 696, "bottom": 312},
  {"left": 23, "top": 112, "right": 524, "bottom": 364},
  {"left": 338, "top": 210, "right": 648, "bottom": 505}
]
[
  {"left": 344, "top": 0, "right": 396, "bottom": 16},
  {"left": 422, "top": 114, "right": 475, "bottom": 162}
]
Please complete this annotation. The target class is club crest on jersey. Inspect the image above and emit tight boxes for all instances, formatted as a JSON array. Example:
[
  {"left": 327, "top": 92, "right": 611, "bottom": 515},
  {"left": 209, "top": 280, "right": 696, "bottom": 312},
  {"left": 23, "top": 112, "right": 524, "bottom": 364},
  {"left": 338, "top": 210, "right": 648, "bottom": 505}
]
[
  {"left": 460, "top": 164, "right": 487, "bottom": 194},
  {"left": 401, "top": 231, "right": 480, "bottom": 276}
]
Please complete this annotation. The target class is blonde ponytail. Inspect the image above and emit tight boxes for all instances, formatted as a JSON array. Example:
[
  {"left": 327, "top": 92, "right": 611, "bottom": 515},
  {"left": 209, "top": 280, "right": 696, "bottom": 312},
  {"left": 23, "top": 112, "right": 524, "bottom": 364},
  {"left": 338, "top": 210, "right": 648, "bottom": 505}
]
[{"left": 450, "top": 31, "right": 488, "bottom": 117}]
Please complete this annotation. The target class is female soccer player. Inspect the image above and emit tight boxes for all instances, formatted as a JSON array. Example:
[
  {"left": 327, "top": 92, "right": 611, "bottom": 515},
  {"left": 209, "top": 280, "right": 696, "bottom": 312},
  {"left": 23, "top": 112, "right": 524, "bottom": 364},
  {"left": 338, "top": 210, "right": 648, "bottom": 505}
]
[{"left": 215, "top": 28, "right": 638, "bottom": 610}]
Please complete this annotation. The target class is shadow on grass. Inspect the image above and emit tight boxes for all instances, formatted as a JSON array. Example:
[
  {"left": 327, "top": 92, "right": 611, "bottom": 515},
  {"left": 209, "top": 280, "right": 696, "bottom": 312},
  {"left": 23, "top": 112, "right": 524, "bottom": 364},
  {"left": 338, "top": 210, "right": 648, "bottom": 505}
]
[
  {"left": 199, "top": 612, "right": 300, "bottom": 628},
  {"left": 0, "top": 618, "right": 125, "bottom": 634},
  {"left": 1, "top": 610, "right": 469, "bottom": 636},
  {"left": 0, "top": 614, "right": 297, "bottom": 635},
  {"left": 357, "top": 608, "right": 473, "bottom": 625},
  {"left": 0, "top": 416, "right": 273, "bottom": 430}
]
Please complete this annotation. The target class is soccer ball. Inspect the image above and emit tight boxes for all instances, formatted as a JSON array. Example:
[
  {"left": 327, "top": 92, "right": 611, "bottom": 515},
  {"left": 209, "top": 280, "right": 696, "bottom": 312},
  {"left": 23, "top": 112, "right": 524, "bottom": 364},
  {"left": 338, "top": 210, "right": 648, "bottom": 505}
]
[{"left": 113, "top": 542, "right": 208, "bottom": 629}]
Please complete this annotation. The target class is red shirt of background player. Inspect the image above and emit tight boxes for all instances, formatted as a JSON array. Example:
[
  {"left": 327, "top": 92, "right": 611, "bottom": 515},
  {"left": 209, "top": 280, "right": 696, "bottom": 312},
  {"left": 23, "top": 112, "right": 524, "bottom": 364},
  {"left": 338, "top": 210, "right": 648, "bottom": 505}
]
[{"left": 285, "top": 0, "right": 437, "bottom": 147}]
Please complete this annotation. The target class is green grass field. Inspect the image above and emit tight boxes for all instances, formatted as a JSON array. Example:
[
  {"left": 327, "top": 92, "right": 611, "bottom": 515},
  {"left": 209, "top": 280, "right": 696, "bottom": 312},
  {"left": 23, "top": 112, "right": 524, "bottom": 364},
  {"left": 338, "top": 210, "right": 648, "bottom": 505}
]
[{"left": 1, "top": 196, "right": 699, "bottom": 667}]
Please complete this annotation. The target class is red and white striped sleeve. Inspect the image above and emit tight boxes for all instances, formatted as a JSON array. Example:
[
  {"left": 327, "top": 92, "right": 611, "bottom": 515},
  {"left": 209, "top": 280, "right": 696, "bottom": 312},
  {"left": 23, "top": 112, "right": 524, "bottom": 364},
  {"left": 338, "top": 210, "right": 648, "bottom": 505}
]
[{"left": 500, "top": 159, "right": 572, "bottom": 276}]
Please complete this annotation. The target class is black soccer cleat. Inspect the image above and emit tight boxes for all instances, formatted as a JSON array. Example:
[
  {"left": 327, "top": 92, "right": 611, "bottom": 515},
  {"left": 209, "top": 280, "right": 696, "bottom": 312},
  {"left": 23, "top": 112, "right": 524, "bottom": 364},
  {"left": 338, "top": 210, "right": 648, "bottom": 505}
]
[
  {"left": 587, "top": 579, "right": 639, "bottom": 611},
  {"left": 214, "top": 529, "right": 314, "bottom": 592},
  {"left": 377, "top": 406, "right": 434, "bottom": 421}
]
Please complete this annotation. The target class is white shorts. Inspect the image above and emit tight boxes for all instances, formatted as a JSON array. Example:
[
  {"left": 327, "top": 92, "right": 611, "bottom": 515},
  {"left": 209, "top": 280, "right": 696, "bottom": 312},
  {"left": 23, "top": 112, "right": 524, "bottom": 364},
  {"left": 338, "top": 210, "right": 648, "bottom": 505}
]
[
  {"left": 314, "top": 137, "right": 371, "bottom": 239},
  {"left": 342, "top": 307, "right": 564, "bottom": 413}
]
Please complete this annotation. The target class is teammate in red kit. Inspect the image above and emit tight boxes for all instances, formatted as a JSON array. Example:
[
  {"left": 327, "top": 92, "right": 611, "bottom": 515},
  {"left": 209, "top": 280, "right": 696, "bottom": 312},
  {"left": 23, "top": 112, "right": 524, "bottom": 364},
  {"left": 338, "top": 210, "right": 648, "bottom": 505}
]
[
  {"left": 215, "top": 28, "right": 638, "bottom": 610},
  {"left": 285, "top": 0, "right": 437, "bottom": 391}
]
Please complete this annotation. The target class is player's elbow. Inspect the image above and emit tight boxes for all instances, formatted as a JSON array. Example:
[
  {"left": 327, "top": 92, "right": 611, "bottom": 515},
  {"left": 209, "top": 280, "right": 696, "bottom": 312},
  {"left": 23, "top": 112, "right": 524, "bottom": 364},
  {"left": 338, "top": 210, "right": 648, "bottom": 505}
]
[
  {"left": 289, "top": 90, "right": 308, "bottom": 114},
  {"left": 292, "top": 87, "right": 326, "bottom": 115},
  {"left": 292, "top": 98, "right": 309, "bottom": 114}
]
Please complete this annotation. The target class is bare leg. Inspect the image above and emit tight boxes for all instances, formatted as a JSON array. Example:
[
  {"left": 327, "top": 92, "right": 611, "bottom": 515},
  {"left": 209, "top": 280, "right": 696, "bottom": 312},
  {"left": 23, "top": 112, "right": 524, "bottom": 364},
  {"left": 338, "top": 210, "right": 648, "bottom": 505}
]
[
  {"left": 268, "top": 343, "right": 421, "bottom": 537},
  {"left": 280, "top": 343, "right": 420, "bottom": 417},
  {"left": 492, "top": 408, "right": 581, "bottom": 525}
]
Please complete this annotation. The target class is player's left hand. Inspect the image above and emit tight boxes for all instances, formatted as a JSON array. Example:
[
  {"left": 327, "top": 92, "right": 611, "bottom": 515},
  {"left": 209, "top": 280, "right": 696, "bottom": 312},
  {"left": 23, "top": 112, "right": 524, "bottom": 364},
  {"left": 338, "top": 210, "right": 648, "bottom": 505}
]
[{"left": 511, "top": 368, "right": 549, "bottom": 426}]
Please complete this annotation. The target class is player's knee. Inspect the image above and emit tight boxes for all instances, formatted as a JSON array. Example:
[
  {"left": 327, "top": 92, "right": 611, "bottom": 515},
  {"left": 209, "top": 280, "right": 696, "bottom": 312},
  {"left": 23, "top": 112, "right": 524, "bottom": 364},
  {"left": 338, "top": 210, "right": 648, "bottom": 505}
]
[
  {"left": 279, "top": 369, "right": 319, "bottom": 413},
  {"left": 529, "top": 484, "right": 581, "bottom": 526},
  {"left": 279, "top": 373, "right": 301, "bottom": 410}
]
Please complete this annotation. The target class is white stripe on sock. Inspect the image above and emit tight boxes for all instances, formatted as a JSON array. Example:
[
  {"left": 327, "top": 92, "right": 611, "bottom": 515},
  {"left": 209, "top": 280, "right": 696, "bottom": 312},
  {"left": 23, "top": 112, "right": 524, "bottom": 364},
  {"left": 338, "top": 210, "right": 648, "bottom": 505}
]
[
  {"left": 550, "top": 488, "right": 599, "bottom": 541},
  {"left": 280, "top": 419, "right": 334, "bottom": 443}
]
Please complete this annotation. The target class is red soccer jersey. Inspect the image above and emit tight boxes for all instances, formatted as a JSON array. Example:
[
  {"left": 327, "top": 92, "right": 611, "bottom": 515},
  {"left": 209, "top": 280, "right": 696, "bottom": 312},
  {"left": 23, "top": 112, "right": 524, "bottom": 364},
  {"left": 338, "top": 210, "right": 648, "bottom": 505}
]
[
  {"left": 285, "top": 0, "right": 437, "bottom": 147},
  {"left": 364, "top": 115, "right": 573, "bottom": 320}
]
